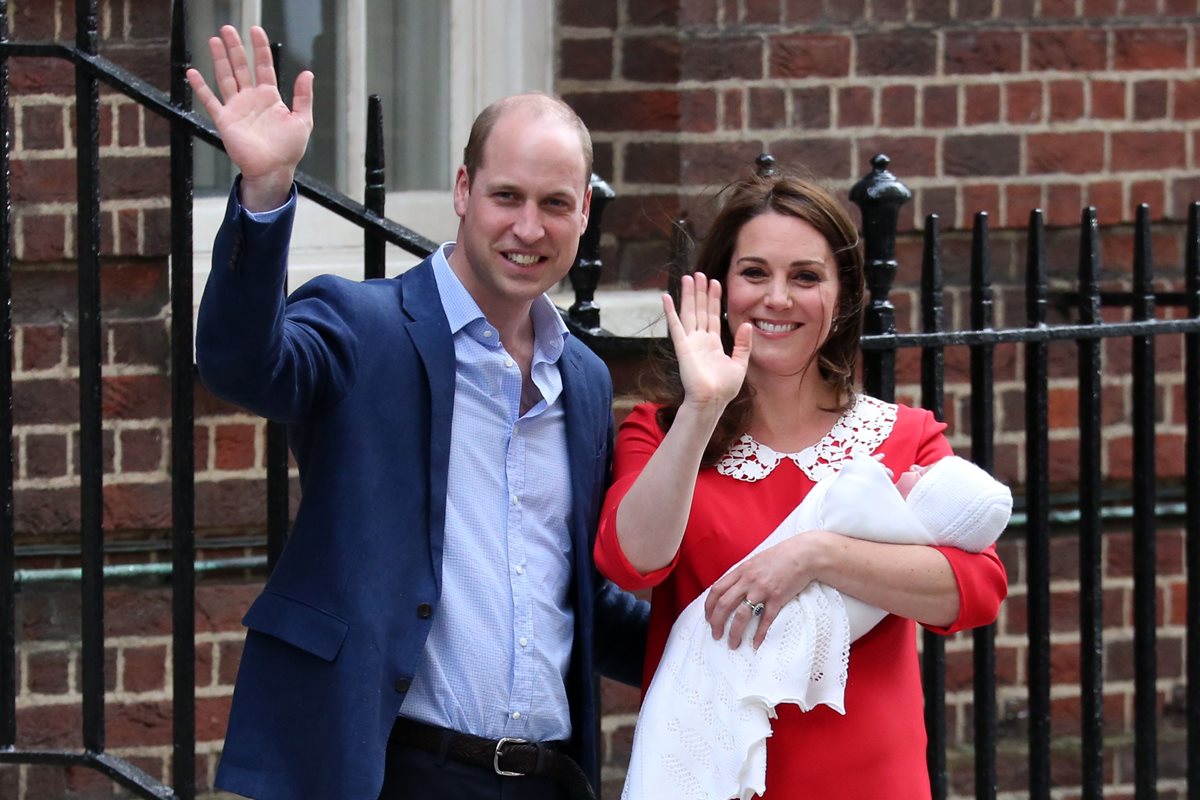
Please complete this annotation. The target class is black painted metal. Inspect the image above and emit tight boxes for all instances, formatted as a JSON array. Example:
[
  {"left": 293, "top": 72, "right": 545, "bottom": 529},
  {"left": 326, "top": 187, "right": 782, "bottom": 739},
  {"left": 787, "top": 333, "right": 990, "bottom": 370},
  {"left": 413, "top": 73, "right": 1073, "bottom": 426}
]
[
  {"left": 567, "top": 174, "right": 614, "bottom": 331},
  {"left": 364, "top": 94, "right": 386, "bottom": 281},
  {"left": 169, "top": 2, "right": 196, "bottom": 797},
  {"left": 75, "top": 0, "right": 106, "bottom": 755},
  {"left": 0, "top": 0, "right": 13, "bottom": 752},
  {"left": 968, "top": 213, "right": 998, "bottom": 800},
  {"left": 1077, "top": 207, "right": 1105, "bottom": 800},
  {"left": 918, "top": 215, "right": 947, "bottom": 800},
  {"left": 850, "top": 154, "right": 911, "bottom": 400},
  {"left": 1186, "top": 202, "right": 1200, "bottom": 798},
  {"left": 1024, "top": 210, "right": 1052, "bottom": 800},
  {"left": 1130, "top": 205, "right": 1157, "bottom": 799}
]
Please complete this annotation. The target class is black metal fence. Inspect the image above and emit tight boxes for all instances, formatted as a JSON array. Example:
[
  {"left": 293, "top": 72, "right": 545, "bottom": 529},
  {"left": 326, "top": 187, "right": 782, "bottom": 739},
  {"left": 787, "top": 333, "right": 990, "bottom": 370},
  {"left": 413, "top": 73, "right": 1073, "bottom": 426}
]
[{"left": 0, "top": 1, "right": 1197, "bottom": 799}]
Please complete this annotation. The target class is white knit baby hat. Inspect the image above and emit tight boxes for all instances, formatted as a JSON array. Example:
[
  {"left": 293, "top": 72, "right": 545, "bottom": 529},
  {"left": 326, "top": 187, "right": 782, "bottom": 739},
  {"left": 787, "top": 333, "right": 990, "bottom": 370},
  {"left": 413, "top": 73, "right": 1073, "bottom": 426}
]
[{"left": 905, "top": 456, "right": 1013, "bottom": 552}]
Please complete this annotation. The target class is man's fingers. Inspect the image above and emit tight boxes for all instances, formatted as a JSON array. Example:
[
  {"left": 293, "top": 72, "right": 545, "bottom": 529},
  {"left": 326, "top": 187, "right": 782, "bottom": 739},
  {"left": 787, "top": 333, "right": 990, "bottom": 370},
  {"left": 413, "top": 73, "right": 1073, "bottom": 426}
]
[
  {"left": 250, "top": 25, "right": 277, "bottom": 87},
  {"left": 292, "top": 71, "right": 315, "bottom": 125},
  {"left": 186, "top": 69, "right": 223, "bottom": 121},
  {"left": 221, "top": 25, "right": 255, "bottom": 93},
  {"left": 208, "top": 35, "right": 238, "bottom": 103}
]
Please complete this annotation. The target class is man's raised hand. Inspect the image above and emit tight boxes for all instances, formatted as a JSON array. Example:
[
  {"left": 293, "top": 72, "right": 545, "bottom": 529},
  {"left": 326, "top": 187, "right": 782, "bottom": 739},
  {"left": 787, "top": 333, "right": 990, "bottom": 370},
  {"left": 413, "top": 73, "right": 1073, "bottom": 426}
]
[{"left": 186, "top": 25, "right": 313, "bottom": 212}]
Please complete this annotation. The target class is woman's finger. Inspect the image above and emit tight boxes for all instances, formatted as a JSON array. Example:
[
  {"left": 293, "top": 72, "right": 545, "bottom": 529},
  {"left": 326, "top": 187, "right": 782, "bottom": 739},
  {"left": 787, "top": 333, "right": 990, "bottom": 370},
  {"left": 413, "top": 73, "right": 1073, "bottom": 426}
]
[
  {"left": 725, "top": 602, "right": 754, "bottom": 649},
  {"left": 678, "top": 274, "right": 696, "bottom": 332},
  {"left": 752, "top": 600, "right": 780, "bottom": 649},
  {"left": 706, "top": 277, "right": 722, "bottom": 334}
]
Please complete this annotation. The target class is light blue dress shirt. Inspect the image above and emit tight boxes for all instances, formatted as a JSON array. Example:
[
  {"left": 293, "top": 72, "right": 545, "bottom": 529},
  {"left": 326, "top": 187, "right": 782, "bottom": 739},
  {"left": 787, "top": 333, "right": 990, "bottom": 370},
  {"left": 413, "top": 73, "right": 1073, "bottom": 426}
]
[{"left": 398, "top": 244, "right": 576, "bottom": 742}]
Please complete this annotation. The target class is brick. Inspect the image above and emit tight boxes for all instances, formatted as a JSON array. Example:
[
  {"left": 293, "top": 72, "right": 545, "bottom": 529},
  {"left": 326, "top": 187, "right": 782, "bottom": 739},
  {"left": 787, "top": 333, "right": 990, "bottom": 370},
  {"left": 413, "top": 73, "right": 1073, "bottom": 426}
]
[
  {"left": 1040, "top": 0, "right": 1078, "bottom": 15},
  {"left": 919, "top": 185, "right": 958, "bottom": 224},
  {"left": 195, "top": 583, "right": 260, "bottom": 633},
  {"left": 20, "top": 323, "right": 65, "bottom": 371},
  {"left": 144, "top": 111, "right": 170, "bottom": 148},
  {"left": 1129, "top": 179, "right": 1165, "bottom": 218},
  {"left": 680, "top": 0, "right": 720, "bottom": 26},
  {"left": 945, "top": 31, "right": 1022, "bottom": 75},
  {"left": 1005, "top": 184, "right": 1044, "bottom": 228},
  {"left": 857, "top": 31, "right": 937, "bottom": 76},
  {"left": 25, "top": 432, "right": 68, "bottom": 479},
  {"left": 143, "top": 206, "right": 170, "bottom": 257},
  {"left": 1123, "top": 0, "right": 1162, "bottom": 13},
  {"left": 622, "top": 35, "right": 680, "bottom": 82},
  {"left": 1163, "top": 0, "right": 1198, "bottom": 12},
  {"left": 1133, "top": 79, "right": 1169, "bottom": 120},
  {"left": 1027, "top": 132, "right": 1105, "bottom": 174},
  {"left": 1086, "top": 180, "right": 1124, "bottom": 225},
  {"left": 962, "top": 184, "right": 1001, "bottom": 222},
  {"left": 767, "top": 137, "right": 853, "bottom": 179},
  {"left": 1029, "top": 29, "right": 1108, "bottom": 71},
  {"left": 118, "top": 102, "right": 141, "bottom": 147},
  {"left": 1048, "top": 79, "right": 1085, "bottom": 121},
  {"left": 195, "top": 475, "right": 274, "bottom": 529},
  {"left": 9, "top": 58, "right": 75, "bottom": 95},
  {"left": 128, "top": 0, "right": 171, "bottom": 40},
  {"left": 20, "top": 212, "right": 69, "bottom": 262},
  {"left": 682, "top": 36, "right": 763, "bottom": 81},
  {"left": 837, "top": 86, "right": 874, "bottom": 127},
  {"left": 12, "top": 157, "right": 76, "bottom": 204},
  {"left": 681, "top": 141, "right": 766, "bottom": 186},
  {"left": 748, "top": 87, "right": 786, "bottom": 129},
  {"left": 108, "top": 699, "right": 173, "bottom": 747},
  {"left": 956, "top": 0, "right": 996, "bottom": 17},
  {"left": 1175, "top": 79, "right": 1200, "bottom": 120},
  {"left": 560, "top": 0, "right": 617, "bottom": 27},
  {"left": 880, "top": 85, "right": 916, "bottom": 127},
  {"left": 27, "top": 649, "right": 72, "bottom": 694},
  {"left": 103, "top": 374, "right": 171, "bottom": 420},
  {"left": 856, "top": 136, "right": 937, "bottom": 177},
  {"left": 1046, "top": 182, "right": 1084, "bottom": 228},
  {"left": 1006, "top": 80, "right": 1043, "bottom": 124},
  {"left": 559, "top": 38, "right": 613, "bottom": 81},
  {"left": 21, "top": 103, "right": 66, "bottom": 151},
  {"left": 624, "top": 142, "right": 681, "bottom": 185},
  {"left": 873, "top": 0, "right": 908, "bottom": 20},
  {"left": 100, "top": 155, "right": 171, "bottom": 200},
  {"left": 743, "top": 0, "right": 782, "bottom": 23},
  {"left": 1090, "top": 79, "right": 1127, "bottom": 120},
  {"left": 922, "top": 85, "right": 958, "bottom": 128},
  {"left": 109, "top": 318, "right": 169, "bottom": 366},
  {"left": 792, "top": 86, "right": 831, "bottom": 129},
  {"left": 1111, "top": 131, "right": 1186, "bottom": 172},
  {"left": 1114, "top": 28, "right": 1188, "bottom": 70},
  {"left": 117, "top": 207, "right": 139, "bottom": 256},
  {"left": 1083, "top": 0, "right": 1119, "bottom": 11},
  {"left": 964, "top": 84, "right": 1001, "bottom": 125},
  {"left": 215, "top": 423, "right": 258, "bottom": 471},
  {"left": 628, "top": 0, "right": 678, "bottom": 26},
  {"left": 565, "top": 90, "right": 713, "bottom": 133},
  {"left": 944, "top": 134, "right": 1020, "bottom": 177},
  {"left": 122, "top": 644, "right": 168, "bottom": 693},
  {"left": 911, "top": 0, "right": 953, "bottom": 20},
  {"left": 218, "top": 640, "right": 244, "bottom": 685},
  {"left": 119, "top": 427, "right": 164, "bottom": 473},
  {"left": 768, "top": 34, "right": 851, "bottom": 79},
  {"left": 722, "top": 88, "right": 744, "bottom": 130}
]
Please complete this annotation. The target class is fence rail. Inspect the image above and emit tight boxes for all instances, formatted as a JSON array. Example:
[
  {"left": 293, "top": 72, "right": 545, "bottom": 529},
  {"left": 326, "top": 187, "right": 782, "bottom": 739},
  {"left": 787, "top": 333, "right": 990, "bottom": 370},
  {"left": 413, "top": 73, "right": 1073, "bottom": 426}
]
[{"left": 0, "top": 1, "right": 1197, "bottom": 799}]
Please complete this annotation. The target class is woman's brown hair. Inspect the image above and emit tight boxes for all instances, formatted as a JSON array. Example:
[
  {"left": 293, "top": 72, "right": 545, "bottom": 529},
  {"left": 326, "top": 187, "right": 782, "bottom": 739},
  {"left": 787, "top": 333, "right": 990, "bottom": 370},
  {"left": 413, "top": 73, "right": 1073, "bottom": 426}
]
[{"left": 647, "top": 170, "right": 866, "bottom": 465}]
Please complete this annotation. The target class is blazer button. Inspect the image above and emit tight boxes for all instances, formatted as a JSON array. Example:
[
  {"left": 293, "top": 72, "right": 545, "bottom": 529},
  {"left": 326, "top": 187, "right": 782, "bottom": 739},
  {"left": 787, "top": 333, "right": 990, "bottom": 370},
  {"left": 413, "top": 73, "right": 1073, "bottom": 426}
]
[
  {"left": 416, "top": 603, "right": 433, "bottom": 619},
  {"left": 394, "top": 678, "right": 411, "bottom": 693}
]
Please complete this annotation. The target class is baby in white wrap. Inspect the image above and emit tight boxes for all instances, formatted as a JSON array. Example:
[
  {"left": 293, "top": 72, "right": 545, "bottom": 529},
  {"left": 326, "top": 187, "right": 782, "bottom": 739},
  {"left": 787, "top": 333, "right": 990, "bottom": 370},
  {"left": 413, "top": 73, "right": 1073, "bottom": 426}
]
[{"left": 621, "top": 455, "right": 1013, "bottom": 800}]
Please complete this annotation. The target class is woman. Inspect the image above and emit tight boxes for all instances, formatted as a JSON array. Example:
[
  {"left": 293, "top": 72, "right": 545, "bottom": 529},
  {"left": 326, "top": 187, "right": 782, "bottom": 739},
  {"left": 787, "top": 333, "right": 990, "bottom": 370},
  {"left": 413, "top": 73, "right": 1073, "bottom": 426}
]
[{"left": 593, "top": 171, "right": 1008, "bottom": 799}]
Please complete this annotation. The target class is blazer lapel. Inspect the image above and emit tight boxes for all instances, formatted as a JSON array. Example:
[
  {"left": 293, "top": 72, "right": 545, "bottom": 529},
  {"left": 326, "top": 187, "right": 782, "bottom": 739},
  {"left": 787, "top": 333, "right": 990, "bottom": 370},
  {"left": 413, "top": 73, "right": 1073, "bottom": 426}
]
[
  {"left": 559, "top": 346, "right": 596, "bottom": 576},
  {"left": 401, "top": 259, "right": 456, "bottom": 592}
]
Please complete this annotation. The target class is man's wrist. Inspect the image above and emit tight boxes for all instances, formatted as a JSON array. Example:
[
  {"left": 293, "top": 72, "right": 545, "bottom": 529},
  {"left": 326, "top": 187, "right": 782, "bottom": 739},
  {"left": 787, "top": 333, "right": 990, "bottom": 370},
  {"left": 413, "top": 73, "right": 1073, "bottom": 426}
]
[{"left": 239, "top": 171, "right": 296, "bottom": 213}]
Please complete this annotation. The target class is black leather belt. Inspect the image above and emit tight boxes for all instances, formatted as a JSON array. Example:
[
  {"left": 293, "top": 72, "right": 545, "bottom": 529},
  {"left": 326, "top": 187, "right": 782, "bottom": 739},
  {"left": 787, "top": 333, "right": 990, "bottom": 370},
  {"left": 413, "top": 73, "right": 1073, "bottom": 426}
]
[{"left": 390, "top": 717, "right": 595, "bottom": 800}]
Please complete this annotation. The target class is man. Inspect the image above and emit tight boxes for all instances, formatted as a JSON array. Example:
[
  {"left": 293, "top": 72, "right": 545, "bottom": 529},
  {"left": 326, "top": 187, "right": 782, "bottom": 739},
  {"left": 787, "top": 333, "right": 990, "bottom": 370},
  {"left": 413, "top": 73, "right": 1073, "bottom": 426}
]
[{"left": 187, "top": 26, "right": 647, "bottom": 800}]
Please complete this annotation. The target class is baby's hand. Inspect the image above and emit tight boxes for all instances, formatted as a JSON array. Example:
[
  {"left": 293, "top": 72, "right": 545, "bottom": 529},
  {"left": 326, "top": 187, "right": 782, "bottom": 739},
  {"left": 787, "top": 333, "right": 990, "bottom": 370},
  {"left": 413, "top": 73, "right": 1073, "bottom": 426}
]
[{"left": 896, "top": 463, "right": 932, "bottom": 499}]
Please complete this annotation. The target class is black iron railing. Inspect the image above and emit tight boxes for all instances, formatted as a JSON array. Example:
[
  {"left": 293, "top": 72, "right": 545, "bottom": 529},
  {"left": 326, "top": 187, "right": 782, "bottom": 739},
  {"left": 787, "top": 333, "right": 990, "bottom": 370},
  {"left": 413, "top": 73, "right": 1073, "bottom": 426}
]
[{"left": 1, "top": 2, "right": 1199, "bottom": 800}]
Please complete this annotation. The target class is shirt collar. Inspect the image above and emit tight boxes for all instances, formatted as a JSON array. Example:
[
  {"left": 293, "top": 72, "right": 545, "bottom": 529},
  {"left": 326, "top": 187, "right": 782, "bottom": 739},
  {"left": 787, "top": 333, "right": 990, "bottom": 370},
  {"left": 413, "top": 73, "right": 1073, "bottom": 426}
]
[{"left": 431, "top": 243, "right": 569, "bottom": 364}]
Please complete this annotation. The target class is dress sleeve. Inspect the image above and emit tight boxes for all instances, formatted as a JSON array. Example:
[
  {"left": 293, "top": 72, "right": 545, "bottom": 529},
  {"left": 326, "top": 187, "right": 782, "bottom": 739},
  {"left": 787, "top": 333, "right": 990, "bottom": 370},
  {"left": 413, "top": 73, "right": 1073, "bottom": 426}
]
[
  {"left": 593, "top": 403, "right": 681, "bottom": 590},
  {"left": 906, "top": 407, "right": 1010, "bottom": 635}
]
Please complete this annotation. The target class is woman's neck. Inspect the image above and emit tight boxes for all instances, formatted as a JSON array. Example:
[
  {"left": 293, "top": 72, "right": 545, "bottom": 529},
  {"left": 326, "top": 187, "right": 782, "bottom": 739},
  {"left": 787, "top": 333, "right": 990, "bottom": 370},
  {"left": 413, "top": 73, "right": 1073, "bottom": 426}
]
[{"left": 744, "top": 371, "right": 846, "bottom": 453}]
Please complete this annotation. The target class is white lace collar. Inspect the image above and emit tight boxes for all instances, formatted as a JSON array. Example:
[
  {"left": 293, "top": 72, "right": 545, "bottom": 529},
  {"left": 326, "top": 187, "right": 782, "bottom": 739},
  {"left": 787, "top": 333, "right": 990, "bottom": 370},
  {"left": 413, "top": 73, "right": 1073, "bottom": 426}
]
[{"left": 714, "top": 395, "right": 898, "bottom": 483}]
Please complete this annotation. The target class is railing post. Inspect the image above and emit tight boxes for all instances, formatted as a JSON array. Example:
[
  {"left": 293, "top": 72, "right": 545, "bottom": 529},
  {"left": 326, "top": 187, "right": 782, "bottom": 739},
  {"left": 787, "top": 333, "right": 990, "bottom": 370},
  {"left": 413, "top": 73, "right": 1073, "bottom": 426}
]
[
  {"left": 849, "top": 154, "right": 911, "bottom": 401},
  {"left": 568, "top": 174, "right": 614, "bottom": 332},
  {"left": 169, "top": 1, "right": 196, "bottom": 797},
  {"left": 75, "top": 0, "right": 106, "bottom": 755},
  {"left": 0, "top": 0, "right": 15, "bottom": 752},
  {"left": 364, "top": 94, "right": 386, "bottom": 281}
]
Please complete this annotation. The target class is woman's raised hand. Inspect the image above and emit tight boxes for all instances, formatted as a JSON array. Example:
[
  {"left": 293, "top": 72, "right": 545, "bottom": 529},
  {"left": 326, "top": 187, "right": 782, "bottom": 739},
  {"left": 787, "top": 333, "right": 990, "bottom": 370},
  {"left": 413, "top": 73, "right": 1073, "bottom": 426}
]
[
  {"left": 663, "top": 273, "right": 753, "bottom": 411},
  {"left": 186, "top": 26, "right": 314, "bottom": 212}
]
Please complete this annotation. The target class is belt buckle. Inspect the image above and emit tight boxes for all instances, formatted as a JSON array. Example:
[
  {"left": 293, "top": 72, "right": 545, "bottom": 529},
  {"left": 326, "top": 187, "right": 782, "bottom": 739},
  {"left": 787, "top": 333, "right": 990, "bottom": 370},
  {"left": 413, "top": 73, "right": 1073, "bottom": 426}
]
[{"left": 494, "top": 736, "right": 529, "bottom": 777}]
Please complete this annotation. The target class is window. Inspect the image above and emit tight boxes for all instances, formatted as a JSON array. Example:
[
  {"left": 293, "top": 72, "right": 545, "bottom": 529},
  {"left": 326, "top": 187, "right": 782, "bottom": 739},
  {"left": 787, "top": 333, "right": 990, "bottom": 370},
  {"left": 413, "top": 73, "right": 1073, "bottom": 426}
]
[{"left": 188, "top": 0, "right": 554, "bottom": 297}]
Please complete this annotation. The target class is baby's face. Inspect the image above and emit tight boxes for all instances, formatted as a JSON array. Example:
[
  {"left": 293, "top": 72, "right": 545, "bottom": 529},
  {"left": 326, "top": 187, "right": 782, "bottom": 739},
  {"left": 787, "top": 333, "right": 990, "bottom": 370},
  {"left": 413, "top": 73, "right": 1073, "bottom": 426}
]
[{"left": 897, "top": 463, "right": 933, "bottom": 499}]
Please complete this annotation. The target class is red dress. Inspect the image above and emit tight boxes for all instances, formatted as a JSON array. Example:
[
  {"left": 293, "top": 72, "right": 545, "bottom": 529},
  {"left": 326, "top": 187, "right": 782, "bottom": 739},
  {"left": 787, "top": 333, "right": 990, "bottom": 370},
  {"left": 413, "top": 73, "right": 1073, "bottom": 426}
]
[{"left": 595, "top": 398, "right": 1009, "bottom": 800}]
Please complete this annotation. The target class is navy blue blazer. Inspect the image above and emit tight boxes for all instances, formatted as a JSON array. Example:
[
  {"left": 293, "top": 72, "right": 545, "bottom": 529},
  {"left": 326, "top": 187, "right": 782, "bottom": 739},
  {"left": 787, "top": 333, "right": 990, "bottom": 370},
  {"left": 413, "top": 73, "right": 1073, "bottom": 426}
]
[{"left": 197, "top": 190, "right": 647, "bottom": 800}]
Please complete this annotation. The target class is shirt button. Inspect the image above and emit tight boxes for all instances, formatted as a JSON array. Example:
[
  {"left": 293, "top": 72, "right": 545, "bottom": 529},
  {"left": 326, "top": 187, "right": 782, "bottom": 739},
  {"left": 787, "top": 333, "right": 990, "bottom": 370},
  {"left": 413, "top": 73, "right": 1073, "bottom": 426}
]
[
  {"left": 510, "top": 495, "right": 519, "bottom": 506},
  {"left": 483, "top": 330, "right": 493, "bottom": 338},
  {"left": 416, "top": 603, "right": 433, "bottom": 619},
  {"left": 519, "top": 637, "right": 528, "bottom": 647},
  {"left": 394, "top": 678, "right": 411, "bottom": 693},
  {"left": 504, "top": 358, "right": 514, "bottom": 368},
  {"left": 514, "top": 565, "right": 525, "bottom": 575},
  {"left": 511, "top": 711, "right": 521, "bottom": 720}
]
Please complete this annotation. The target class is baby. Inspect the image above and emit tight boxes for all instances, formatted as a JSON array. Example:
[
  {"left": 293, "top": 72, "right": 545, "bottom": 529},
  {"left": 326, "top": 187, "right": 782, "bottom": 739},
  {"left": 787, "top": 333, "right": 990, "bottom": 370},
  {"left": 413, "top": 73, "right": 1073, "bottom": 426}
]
[{"left": 622, "top": 455, "right": 1012, "bottom": 800}]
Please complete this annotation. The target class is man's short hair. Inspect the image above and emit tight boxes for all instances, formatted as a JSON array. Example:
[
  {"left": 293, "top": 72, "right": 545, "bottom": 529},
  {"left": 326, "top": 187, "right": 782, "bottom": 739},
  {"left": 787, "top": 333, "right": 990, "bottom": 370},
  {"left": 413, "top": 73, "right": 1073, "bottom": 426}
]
[{"left": 462, "top": 93, "right": 593, "bottom": 189}]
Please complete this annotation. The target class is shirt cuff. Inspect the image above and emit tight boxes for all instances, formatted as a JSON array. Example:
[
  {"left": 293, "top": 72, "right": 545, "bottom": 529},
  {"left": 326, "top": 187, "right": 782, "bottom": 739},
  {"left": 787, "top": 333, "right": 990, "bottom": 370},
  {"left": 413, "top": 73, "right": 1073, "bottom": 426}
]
[{"left": 233, "top": 175, "right": 296, "bottom": 223}]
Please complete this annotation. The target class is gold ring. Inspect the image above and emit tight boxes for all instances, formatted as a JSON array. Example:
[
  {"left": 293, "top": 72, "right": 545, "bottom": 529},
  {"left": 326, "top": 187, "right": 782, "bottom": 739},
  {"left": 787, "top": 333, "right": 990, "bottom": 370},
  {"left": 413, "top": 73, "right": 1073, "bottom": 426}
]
[{"left": 742, "top": 598, "right": 765, "bottom": 616}]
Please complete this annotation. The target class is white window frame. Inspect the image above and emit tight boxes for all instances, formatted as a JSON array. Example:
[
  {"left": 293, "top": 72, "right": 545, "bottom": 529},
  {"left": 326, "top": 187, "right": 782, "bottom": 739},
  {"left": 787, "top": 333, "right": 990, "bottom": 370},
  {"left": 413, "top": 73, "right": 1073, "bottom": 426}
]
[{"left": 190, "top": 0, "right": 554, "bottom": 301}]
